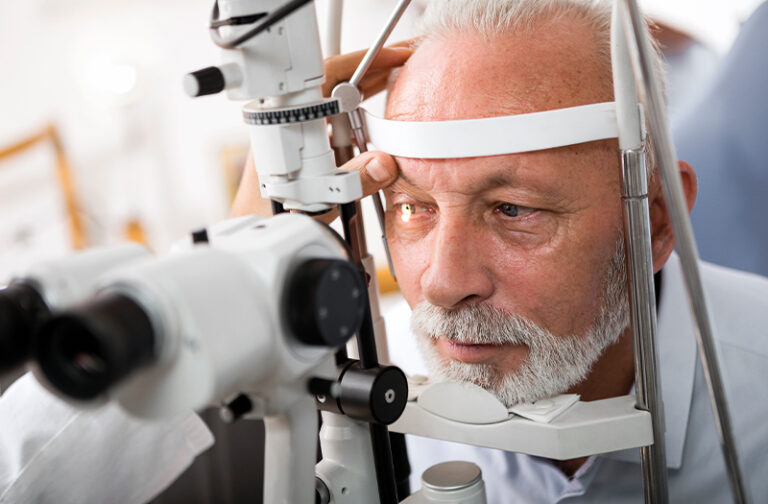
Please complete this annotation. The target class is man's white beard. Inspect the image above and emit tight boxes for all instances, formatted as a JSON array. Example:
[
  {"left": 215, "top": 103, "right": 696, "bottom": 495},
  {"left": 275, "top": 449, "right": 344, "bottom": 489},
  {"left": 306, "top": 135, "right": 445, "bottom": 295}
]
[{"left": 410, "top": 239, "right": 630, "bottom": 406}]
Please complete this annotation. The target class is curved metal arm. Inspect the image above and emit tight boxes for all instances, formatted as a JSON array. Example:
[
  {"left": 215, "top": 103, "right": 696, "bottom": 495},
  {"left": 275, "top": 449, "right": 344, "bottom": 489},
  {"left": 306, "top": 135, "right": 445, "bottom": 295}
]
[{"left": 349, "top": 0, "right": 412, "bottom": 89}]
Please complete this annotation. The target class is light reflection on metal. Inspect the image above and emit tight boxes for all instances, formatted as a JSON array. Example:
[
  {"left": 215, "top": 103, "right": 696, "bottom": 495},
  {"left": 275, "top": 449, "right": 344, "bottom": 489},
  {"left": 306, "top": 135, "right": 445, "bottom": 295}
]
[{"left": 620, "top": 148, "right": 669, "bottom": 504}]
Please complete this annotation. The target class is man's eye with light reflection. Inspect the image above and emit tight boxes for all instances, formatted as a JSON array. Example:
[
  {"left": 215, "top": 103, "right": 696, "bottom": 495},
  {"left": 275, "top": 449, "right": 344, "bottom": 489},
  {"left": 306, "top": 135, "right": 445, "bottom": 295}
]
[{"left": 398, "top": 202, "right": 429, "bottom": 222}]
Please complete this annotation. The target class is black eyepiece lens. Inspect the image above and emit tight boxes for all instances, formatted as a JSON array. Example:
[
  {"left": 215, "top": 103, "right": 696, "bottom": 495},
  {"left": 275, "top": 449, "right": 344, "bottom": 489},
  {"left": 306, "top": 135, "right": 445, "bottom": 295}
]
[
  {"left": 0, "top": 283, "right": 49, "bottom": 376},
  {"left": 35, "top": 293, "right": 155, "bottom": 400}
]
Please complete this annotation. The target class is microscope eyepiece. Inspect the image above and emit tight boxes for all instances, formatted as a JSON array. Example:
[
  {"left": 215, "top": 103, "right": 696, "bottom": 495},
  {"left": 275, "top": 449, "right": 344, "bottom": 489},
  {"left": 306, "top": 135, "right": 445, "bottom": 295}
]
[
  {"left": 0, "top": 283, "right": 49, "bottom": 376},
  {"left": 35, "top": 293, "right": 156, "bottom": 400}
]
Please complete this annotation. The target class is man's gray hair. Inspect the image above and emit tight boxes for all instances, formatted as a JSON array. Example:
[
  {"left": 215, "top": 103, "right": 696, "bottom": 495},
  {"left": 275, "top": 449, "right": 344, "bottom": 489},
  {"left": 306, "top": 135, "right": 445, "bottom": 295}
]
[
  {"left": 413, "top": 0, "right": 666, "bottom": 173},
  {"left": 419, "top": 0, "right": 613, "bottom": 58}
]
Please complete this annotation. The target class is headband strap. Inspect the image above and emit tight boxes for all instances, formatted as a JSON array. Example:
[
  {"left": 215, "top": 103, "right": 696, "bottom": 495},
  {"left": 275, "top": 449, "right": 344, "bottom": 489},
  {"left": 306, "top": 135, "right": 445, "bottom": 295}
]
[{"left": 363, "top": 101, "right": 618, "bottom": 159}]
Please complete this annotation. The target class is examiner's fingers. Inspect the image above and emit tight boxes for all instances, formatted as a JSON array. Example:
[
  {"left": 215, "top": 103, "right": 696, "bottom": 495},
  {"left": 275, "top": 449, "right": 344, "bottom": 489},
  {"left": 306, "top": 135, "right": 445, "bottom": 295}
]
[
  {"left": 231, "top": 155, "right": 274, "bottom": 218},
  {"left": 312, "top": 151, "right": 398, "bottom": 225},
  {"left": 354, "top": 151, "right": 399, "bottom": 197},
  {"left": 232, "top": 150, "right": 398, "bottom": 224},
  {"left": 322, "top": 45, "right": 413, "bottom": 97}
]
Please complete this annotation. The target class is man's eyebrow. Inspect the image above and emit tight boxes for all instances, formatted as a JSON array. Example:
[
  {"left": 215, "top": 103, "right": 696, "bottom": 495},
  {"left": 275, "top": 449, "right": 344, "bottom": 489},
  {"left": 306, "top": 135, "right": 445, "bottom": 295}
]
[
  {"left": 394, "top": 167, "right": 521, "bottom": 191},
  {"left": 480, "top": 174, "right": 520, "bottom": 190},
  {"left": 392, "top": 164, "right": 567, "bottom": 206}
]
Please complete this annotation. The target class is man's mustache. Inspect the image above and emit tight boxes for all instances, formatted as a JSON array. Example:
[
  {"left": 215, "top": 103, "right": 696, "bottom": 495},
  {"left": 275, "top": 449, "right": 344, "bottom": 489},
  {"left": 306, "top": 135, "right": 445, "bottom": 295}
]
[{"left": 410, "top": 302, "right": 549, "bottom": 347}]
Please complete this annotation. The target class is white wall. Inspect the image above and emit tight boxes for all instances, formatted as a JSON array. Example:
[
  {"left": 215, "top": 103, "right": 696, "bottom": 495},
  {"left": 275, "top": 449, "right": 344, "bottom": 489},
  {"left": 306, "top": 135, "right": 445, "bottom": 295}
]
[{"left": 0, "top": 0, "right": 243, "bottom": 263}]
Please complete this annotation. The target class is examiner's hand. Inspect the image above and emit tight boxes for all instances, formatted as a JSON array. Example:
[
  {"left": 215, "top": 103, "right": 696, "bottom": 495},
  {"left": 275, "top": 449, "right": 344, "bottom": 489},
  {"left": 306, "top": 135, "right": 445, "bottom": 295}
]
[
  {"left": 231, "top": 43, "right": 413, "bottom": 219},
  {"left": 231, "top": 149, "right": 398, "bottom": 222},
  {"left": 322, "top": 42, "right": 414, "bottom": 99}
]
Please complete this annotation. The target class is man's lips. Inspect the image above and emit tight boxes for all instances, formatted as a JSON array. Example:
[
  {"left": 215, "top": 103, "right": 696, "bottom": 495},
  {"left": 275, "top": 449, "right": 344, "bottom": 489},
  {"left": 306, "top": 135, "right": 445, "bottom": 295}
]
[{"left": 435, "top": 338, "right": 509, "bottom": 363}]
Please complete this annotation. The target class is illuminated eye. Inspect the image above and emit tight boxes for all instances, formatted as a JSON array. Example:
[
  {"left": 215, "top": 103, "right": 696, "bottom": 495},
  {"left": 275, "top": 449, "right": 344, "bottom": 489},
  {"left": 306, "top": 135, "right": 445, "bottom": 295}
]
[
  {"left": 400, "top": 203, "right": 416, "bottom": 222},
  {"left": 498, "top": 203, "right": 519, "bottom": 217}
]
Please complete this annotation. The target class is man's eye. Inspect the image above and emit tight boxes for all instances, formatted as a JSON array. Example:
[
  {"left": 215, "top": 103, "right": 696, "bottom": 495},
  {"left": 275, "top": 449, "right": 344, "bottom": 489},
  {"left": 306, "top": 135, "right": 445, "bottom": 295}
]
[
  {"left": 497, "top": 203, "right": 520, "bottom": 217},
  {"left": 494, "top": 202, "right": 535, "bottom": 219},
  {"left": 398, "top": 203, "right": 426, "bottom": 222}
]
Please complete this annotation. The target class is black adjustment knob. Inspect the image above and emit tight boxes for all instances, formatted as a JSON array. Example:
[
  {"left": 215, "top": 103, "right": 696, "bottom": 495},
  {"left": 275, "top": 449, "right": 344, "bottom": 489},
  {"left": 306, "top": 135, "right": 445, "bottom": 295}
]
[
  {"left": 307, "top": 377, "right": 341, "bottom": 401},
  {"left": 183, "top": 67, "right": 226, "bottom": 97},
  {"left": 191, "top": 228, "right": 209, "bottom": 244},
  {"left": 338, "top": 363, "right": 408, "bottom": 425},
  {"left": 220, "top": 394, "right": 253, "bottom": 423},
  {"left": 285, "top": 258, "right": 366, "bottom": 348},
  {"left": 0, "top": 283, "right": 50, "bottom": 375}
]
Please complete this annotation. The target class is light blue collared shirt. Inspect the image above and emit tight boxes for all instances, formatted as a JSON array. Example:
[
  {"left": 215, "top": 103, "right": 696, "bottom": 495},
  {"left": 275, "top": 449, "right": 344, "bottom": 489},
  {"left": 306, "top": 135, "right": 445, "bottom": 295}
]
[{"left": 386, "top": 253, "right": 768, "bottom": 503}]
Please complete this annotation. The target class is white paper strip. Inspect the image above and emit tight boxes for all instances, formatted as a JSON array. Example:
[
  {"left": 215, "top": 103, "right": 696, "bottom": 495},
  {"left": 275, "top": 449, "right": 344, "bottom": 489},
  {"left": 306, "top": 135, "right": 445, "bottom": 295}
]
[
  {"left": 508, "top": 394, "right": 581, "bottom": 423},
  {"left": 363, "top": 101, "right": 618, "bottom": 158}
]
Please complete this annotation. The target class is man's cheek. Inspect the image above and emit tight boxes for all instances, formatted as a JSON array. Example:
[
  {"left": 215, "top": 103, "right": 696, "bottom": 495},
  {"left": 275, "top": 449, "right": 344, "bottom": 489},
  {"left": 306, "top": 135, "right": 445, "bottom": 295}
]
[{"left": 387, "top": 238, "right": 427, "bottom": 308}]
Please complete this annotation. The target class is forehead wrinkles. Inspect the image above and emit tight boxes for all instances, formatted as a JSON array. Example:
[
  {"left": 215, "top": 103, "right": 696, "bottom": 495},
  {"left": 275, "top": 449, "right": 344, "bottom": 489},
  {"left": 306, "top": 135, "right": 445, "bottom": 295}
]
[
  {"left": 395, "top": 157, "right": 523, "bottom": 197},
  {"left": 393, "top": 140, "right": 618, "bottom": 203}
]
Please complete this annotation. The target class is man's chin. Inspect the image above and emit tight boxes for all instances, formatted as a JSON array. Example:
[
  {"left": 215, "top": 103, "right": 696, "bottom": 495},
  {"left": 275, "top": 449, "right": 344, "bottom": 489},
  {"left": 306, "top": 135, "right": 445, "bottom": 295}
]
[{"left": 419, "top": 336, "right": 562, "bottom": 406}]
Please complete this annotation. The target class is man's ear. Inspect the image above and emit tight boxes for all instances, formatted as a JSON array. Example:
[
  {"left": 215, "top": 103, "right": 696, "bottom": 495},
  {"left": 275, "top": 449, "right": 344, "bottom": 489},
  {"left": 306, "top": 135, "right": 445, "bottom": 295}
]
[{"left": 648, "top": 160, "right": 698, "bottom": 272}]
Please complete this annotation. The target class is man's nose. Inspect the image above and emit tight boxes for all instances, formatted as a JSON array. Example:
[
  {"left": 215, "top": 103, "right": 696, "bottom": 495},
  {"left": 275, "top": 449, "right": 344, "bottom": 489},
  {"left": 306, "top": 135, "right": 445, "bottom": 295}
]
[{"left": 420, "top": 218, "right": 494, "bottom": 308}]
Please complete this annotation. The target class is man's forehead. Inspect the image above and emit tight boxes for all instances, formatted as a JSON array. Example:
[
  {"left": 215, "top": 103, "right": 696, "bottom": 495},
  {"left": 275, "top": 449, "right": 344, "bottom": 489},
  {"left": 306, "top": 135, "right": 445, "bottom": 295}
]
[{"left": 386, "top": 21, "right": 612, "bottom": 122}]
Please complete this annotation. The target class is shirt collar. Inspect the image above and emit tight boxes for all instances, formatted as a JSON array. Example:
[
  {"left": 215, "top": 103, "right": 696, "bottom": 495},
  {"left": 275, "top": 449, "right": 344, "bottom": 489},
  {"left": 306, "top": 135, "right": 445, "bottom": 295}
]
[{"left": 603, "top": 252, "right": 698, "bottom": 469}]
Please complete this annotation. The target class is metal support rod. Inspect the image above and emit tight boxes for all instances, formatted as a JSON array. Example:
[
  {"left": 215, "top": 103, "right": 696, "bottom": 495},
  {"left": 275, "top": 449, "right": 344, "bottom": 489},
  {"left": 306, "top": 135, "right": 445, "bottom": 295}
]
[
  {"left": 348, "top": 0, "right": 412, "bottom": 89},
  {"left": 339, "top": 202, "right": 399, "bottom": 504},
  {"left": 339, "top": 0, "right": 412, "bottom": 282},
  {"left": 323, "top": 0, "right": 343, "bottom": 57},
  {"left": 620, "top": 1, "right": 750, "bottom": 502},
  {"left": 349, "top": 110, "right": 397, "bottom": 280},
  {"left": 621, "top": 148, "right": 669, "bottom": 504}
]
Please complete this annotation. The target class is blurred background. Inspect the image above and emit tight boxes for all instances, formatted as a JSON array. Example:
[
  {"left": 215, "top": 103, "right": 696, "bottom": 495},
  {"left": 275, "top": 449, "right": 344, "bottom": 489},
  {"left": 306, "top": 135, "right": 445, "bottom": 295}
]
[
  {"left": 0, "top": 0, "right": 424, "bottom": 282},
  {"left": 1, "top": 0, "right": 766, "bottom": 502}
]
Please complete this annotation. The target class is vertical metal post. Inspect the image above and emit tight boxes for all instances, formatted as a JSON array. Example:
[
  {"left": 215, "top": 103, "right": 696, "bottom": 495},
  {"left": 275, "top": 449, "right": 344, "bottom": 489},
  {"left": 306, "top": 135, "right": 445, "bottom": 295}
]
[
  {"left": 612, "top": 5, "right": 669, "bottom": 499},
  {"left": 341, "top": 0, "right": 412, "bottom": 281},
  {"left": 620, "top": 1, "right": 750, "bottom": 502},
  {"left": 338, "top": 202, "right": 400, "bottom": 504},
  {"left": 621, "top": 148, "right": 669, "bottom": 504}
]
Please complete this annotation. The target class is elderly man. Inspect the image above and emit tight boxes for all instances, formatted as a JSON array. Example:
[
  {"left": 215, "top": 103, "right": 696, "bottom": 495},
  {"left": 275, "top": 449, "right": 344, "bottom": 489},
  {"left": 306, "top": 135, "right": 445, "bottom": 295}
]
[{"left": 243, "top": 1, "right": 768, "bottom": 502}]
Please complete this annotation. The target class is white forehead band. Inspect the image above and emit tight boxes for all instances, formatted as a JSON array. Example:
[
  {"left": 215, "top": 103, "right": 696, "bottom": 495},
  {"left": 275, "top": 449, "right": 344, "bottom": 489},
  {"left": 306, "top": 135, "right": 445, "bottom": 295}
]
[{"left": 363, "top": 101, "right": 619, "bottom": 159}]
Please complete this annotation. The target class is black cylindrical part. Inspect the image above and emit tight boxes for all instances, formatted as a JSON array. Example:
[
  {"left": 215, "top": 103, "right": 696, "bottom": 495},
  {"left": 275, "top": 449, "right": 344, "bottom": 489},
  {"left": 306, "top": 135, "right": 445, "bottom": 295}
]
[
  {"left": 35, "top": 292, "right": 156, "bottom": 400},
  {"left": 0, "top": 283, "right": 49, "bottom": 375},
  {"left": 185, "top": 66, "right": 226, "bottom": 97},
  {"left": 338, "top": 363, "right": 408, "bottom": 425},
  {"left": 390, "top": 432, "right": 411, "bottom": 500},
  {"left": 271, "top": 200, "right": 285, "bottom": 215},
  {"left": 220, "top": 393, "right": 253, "bottom": 423},
  {"left": 285, "top": 258, "right": 366, "bottom": 348}
]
